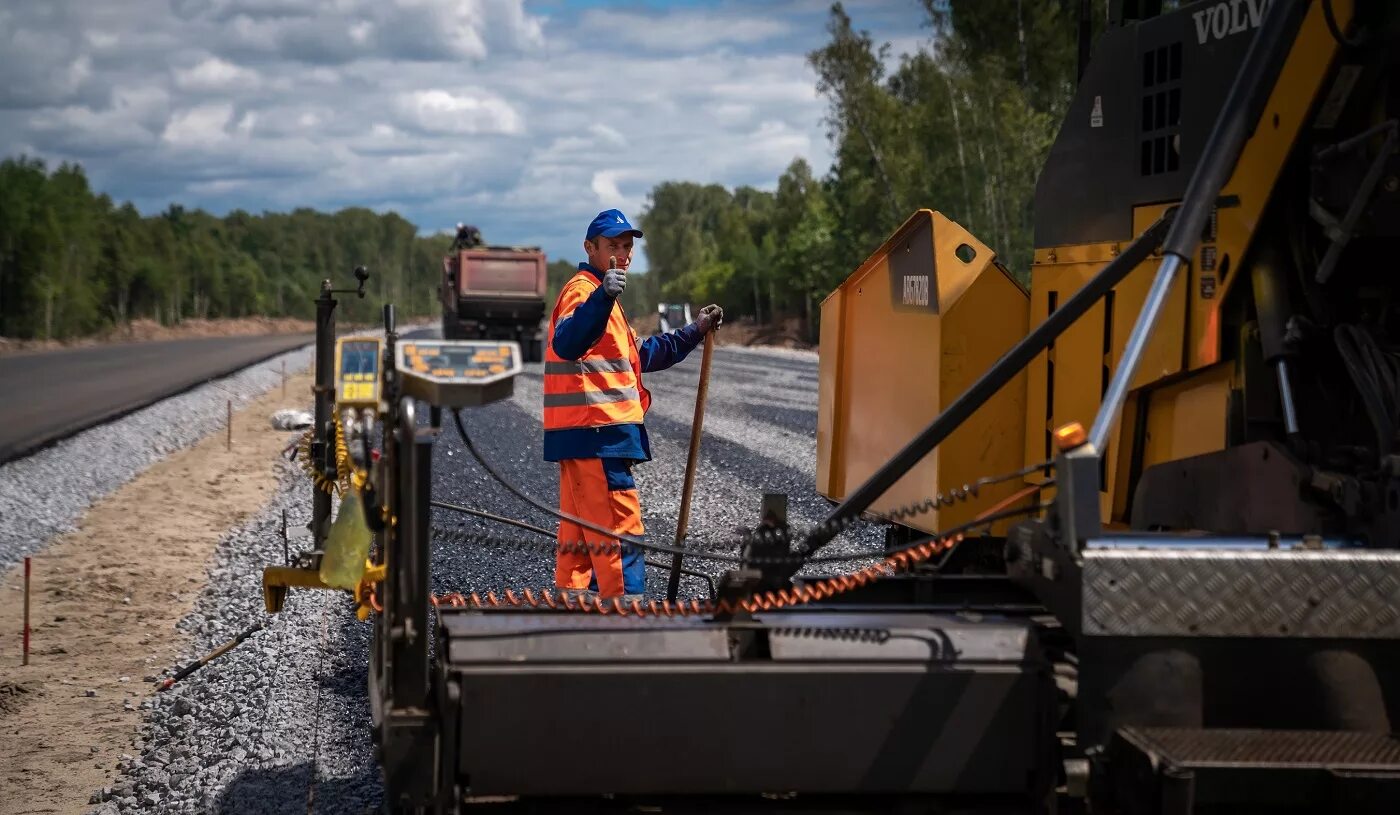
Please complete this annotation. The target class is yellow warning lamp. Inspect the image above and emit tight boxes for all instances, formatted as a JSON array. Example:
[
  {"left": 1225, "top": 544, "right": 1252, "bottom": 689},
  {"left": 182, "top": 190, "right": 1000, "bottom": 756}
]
[{"left": 1053, "top": 422, "right": 1088, "bottom": 452}]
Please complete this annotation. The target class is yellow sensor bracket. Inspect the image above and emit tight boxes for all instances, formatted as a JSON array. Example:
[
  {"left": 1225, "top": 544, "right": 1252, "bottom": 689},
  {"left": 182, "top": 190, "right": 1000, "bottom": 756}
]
[
  {"left": 396, "top": 340, "right": 521, "bottom": 408},
  {"left": 335, "top": 336, "right": 384, "bottom": 408}
]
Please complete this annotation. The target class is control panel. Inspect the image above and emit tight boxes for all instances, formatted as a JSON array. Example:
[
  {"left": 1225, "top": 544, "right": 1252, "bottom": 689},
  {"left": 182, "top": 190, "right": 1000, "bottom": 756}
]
[
  {"left": 335, "top": 336, "right": 383, "bottom": 407},
  {"left": 396, "top": 340, "right": 521, "bottom": 407}
]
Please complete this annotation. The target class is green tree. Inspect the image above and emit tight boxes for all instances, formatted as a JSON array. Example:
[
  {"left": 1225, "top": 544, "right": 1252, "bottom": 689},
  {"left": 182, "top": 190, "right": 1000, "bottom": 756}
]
[
  {"left": 0, "top": 155, "right": 494, "bottom": 341},
  {"left": 635, "top": 0, "right": 1079, "bottom": 334}
]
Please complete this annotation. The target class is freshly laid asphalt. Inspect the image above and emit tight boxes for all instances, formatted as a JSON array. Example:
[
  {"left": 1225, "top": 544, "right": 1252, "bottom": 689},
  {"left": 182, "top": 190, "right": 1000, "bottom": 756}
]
[{"left": 0, "top": 333, "right": 313, "bottom": 464}]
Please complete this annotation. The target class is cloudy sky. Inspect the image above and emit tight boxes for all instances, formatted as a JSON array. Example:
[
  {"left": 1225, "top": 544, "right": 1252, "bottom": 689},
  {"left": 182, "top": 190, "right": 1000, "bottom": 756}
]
[{"left": 0, "top": 0, "right": 929, "bottom": 271}]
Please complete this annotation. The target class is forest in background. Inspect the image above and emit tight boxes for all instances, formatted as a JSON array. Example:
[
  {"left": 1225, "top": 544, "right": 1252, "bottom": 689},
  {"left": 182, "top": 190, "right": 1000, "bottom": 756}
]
[
  {"left": 0, "top": 0, "right": 1086, "bottom": 343},
  {"left": 635, "top": 0, "right": 1088, "bottom": 339},
  {"left": 0, "top": 157, "right": 458, "bottom": 340}
]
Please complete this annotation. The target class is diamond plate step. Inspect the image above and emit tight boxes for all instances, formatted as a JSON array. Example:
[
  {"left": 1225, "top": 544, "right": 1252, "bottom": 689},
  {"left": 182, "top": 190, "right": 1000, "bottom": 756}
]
[{"left": 1103, "top": 727, "right": 1400, "bottom": 813}]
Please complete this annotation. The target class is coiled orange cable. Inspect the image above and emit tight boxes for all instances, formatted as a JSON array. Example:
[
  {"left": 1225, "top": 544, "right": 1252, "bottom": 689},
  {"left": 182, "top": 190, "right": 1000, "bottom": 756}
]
[{"left": 366, "top": 483, "right": 1043, "bottom": 619}]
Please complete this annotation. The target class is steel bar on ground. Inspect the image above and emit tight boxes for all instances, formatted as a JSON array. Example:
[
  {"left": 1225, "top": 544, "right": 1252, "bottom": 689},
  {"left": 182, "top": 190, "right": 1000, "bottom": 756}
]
[
  {"left": 158, "top": 621, "right": 264, "bottom": 690},
  {"left": 22, "top": 556, "right": 31, "bottom": 666}
]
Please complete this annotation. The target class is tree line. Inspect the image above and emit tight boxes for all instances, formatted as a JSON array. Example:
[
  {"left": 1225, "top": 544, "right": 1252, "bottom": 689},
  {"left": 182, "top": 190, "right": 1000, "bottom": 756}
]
[
  {"left": 1, "top": 1, "right": 1085, "bottom": 343},
  {"left": 0, "top": 156, "right": 456, "bottom": 340},
  {"left": 635, "top": 0, "right": 1089, "bottom": 339},
  {"left": 0, "top": 154, "right": 658, "bottom": 342}
]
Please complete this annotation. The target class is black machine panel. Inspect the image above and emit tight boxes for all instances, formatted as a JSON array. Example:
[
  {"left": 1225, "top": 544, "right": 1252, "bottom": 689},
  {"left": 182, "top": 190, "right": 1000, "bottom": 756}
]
[
  {"left": 1035, "top": 0, "right": 1266, "bottom": 247},
  {"left": 437, "top": 609, "right": 1058, "bottom": 801}
]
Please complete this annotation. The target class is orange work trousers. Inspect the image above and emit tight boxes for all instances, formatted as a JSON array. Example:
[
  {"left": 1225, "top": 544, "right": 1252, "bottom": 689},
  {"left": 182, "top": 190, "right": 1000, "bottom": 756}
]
[{"left": 555, "top": 458, "right": 647, "bottom": 597}]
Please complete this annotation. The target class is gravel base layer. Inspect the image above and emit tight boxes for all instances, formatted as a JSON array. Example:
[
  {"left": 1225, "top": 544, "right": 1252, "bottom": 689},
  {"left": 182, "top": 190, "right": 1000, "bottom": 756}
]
[
  {"left": 88, "top": 344, "right": 895, "bottom": 813},
  {"left": 89, "top": 465, "right": 381, "bottom": 815},
  {"left": 0, "top": 344, "right": 313, "bottom": 574}
]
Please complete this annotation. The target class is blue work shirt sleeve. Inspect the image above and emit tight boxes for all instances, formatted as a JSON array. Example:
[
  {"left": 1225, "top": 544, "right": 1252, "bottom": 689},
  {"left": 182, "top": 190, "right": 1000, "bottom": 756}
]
[
  {"left": 550, "top": 284, "right": 615, "bottom": 361},
  {"left": 638, "top": 322, "right": 703, "bottom": 373}
]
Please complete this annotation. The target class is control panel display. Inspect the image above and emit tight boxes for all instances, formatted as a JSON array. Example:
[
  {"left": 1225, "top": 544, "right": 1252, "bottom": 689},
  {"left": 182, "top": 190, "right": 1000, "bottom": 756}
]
[
  {"left": 396, "top": 340, "right": 521, "bottom": 407},
  {"left": 336, "top": 337, "right": 382, "bottom": 407}
]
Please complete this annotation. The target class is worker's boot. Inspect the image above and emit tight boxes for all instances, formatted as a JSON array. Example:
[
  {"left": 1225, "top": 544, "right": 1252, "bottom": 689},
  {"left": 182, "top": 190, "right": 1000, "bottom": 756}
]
[{"left": 560, "top": 588, "right": 597, "bottom": 605}]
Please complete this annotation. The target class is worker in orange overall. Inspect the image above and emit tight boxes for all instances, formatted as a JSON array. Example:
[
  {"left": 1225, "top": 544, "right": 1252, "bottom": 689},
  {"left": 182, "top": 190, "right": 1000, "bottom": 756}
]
[{"left": 543, "top": 208, "right": 722, "bottom": 602}]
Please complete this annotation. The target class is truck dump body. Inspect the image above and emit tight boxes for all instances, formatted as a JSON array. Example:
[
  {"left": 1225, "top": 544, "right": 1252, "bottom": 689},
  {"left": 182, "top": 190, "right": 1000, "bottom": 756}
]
[
  {"left": 441, "top": 246, "right": 547, "bottom": 361},
  {"left": 452, "top": 250, "right": 544, "bottom": 297}
]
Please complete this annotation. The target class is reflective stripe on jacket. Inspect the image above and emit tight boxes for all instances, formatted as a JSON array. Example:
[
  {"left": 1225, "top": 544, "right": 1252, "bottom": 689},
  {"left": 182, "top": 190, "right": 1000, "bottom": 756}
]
[{"left": 543, "top": 271, "right": 651, "bottom": 433}]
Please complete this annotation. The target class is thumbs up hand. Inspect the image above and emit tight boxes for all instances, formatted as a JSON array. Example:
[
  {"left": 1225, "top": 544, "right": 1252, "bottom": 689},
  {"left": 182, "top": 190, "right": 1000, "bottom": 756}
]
[{"left": 602, "top": 255, "right": 628, "bottom": 298}]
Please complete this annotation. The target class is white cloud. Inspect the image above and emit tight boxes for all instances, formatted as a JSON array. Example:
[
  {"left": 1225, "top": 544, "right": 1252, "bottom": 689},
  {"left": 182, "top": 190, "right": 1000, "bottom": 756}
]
[
  {"left": 576, "top": 9, "right": 789, "bottom": 52},
  {"left": 590, "top": 170, "right": 629, "bottom": 209},
  {"left": 29, "top": 106, "right": 157, "bottom": 154},
  {"left": 174, "top": 57, "right": 262, "bottom": 91},
  {"left": 589, "top": 123, "right": 627, "bottom": 148},
  {"left": 394, "top": 89, "right": 523, "bottom": 135},
  {"left": 68, "top": 55, "right": 93, "bottom": 87},
  {"left": 162, "top": 103, "right": 236, "bottom": 146},
  {"left": 349, "top": 20, "right": 374, "bottom": 45},
  {"left": 0, "top": 0, "right": 919, "bottom": 271},
  {"left": 187, "top": 177, "right": 255, "bottom": 194},
  {"left": 186, "top": 0, "right": 547, "bottom": 64}
]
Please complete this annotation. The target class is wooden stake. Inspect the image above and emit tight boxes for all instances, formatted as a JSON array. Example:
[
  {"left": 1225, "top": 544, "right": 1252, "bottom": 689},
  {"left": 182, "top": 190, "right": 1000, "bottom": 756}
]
[
  {"left": 281, "top": 360, "right": 287, "bottom": 398},
  {"left": 666, "top": 336, "right": 715, "bottom": 602},
  {"left": 226, "top": 399, "right": 232, "bottom": 451},
  {"left": 22, "top": 556, "right": 31, "bottom": 666}
]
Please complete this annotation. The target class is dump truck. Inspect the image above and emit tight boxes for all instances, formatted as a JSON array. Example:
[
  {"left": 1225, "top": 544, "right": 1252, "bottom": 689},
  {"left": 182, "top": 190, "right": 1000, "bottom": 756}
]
[{"left": 440, "top": 238, "right": 546, "bottom": 362}]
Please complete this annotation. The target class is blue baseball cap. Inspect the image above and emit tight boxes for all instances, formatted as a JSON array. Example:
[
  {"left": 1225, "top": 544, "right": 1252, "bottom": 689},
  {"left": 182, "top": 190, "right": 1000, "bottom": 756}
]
[{"left": 586, "top": 208, "right": 644, "bottom": 240}]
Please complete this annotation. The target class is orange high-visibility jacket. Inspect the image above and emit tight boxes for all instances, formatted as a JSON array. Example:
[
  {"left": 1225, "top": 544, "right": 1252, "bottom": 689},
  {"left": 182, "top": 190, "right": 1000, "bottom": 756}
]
[{"left": 543, "top": 271, "right": 652, "bottom": 435}]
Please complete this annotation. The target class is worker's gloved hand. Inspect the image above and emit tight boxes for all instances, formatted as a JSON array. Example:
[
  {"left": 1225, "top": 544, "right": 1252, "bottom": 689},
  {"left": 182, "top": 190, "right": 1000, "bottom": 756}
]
[
  {"left": 603, "top": 256, "right": 627, "bottom": 298},
  {"left": 696, "top": 304, "right": 724, "bottom": 334}
]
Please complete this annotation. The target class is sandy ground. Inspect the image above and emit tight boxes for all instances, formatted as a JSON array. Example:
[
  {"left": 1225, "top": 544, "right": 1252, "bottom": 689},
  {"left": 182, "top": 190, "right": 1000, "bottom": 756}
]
[{"left": 0, "top": 371, "right": 314, "bottom": 815}]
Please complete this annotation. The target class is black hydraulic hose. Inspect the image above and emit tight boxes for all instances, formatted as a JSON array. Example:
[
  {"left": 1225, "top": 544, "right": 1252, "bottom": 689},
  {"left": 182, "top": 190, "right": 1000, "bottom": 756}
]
[
  {"left": 801, "top": 211, "right": 1173, "bottom": 561},
  {"left": 431, "top": 500, "right": 554, "bottom": 537},
  {"left": 1322, "top": 0, "right": 1365, "bottom": 48},
  {"left": 646, "top": 559, "right": 718, "bottom": 600},
  {"left": 446, "top": 408, "right": 804, "bottom": 563},
  {"left": 448, "top": 407, "right": 1046, "bottom": 566},
  {"left": 430, "top": 498, "right": 719, "bottom": 597},
  {"left": 450, "top": 408, "right": 647, "bottom": 547},
  {"left": 1335, "top": 325, "right": 1400, "bottom": 459}
]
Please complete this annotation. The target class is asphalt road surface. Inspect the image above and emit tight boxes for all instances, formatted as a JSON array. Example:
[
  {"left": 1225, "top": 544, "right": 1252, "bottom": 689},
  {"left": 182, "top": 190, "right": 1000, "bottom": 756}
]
[{"left": 0, "top": 333, "right": 313, "bottom": 464}]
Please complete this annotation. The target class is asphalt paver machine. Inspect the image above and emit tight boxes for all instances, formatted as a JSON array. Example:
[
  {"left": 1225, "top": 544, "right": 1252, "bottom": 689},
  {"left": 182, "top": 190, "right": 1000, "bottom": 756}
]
[{"left": 264, "top": 2, "right": 1400, "bottom": 812}]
